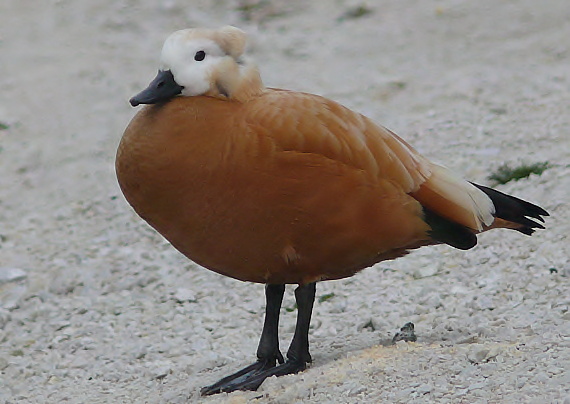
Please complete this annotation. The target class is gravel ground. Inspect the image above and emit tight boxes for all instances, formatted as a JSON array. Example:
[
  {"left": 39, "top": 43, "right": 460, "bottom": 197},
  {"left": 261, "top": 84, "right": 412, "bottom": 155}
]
[{"left": 1, "top": 1, "right": 569, "bottom": 403}]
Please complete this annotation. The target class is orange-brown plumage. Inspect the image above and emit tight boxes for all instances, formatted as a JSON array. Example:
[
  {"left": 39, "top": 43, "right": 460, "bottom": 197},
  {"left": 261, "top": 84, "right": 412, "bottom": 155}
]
[
  {"left": 117, "top": 82, "right": 547, "bottom": 283},
  {"left": 116, "top": 26, "right": 548, "bottom": 394},
  {"left": 117, "top": 91, "right": 436, "bottom": 284}
]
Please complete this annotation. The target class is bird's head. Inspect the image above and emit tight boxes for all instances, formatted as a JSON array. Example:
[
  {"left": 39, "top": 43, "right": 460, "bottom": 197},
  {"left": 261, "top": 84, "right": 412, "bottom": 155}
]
[{"left": 130, "top": 26, "right": 263, "bottom": 106}]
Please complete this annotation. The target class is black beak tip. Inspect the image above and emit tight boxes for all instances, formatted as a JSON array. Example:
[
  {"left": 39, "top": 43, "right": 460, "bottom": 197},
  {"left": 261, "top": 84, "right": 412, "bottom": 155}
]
[{"left": 129, "top": 97, "right": 140, "bottom": 107}]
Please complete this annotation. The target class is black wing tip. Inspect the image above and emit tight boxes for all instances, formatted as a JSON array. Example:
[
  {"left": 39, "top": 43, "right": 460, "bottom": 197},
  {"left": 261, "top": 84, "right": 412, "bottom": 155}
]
[
  {"left": 520, "top": 202, "right": 549, "bottom": 220},
  {"left": 519, "top": 216, "right": 546, "bottom": 230},
  {"left": 471, "top": 182, "right": 549, "bottom": 234},
  {"left": 516, "top": 227, "right": 535, "bottom": 236}
]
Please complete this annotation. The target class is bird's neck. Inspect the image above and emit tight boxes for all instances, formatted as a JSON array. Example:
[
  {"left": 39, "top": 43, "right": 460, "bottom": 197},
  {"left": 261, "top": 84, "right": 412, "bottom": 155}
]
[{"left": 206, "top": 60, "right": 265, "bottom": 102}]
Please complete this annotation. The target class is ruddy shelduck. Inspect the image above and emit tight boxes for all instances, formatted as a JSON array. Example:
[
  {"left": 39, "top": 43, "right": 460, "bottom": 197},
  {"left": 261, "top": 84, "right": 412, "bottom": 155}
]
[{"left": 116, "top": 26, "right": 548, "bottom": 395}]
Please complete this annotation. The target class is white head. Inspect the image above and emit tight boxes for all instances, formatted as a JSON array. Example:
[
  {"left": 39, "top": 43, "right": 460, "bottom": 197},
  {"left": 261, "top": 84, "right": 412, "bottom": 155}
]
[{"left": 130, "top": 26, "right": 264, "bottom": 106}]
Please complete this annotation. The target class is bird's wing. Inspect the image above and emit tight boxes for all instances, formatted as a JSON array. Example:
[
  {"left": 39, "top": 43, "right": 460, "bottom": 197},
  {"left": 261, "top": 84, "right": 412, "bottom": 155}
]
[
  {"left": 247, "top": 89, "right": 494, "bottom": 231},
  {"left": 247, "top": 90, "right": 431, "bottom": 192}
]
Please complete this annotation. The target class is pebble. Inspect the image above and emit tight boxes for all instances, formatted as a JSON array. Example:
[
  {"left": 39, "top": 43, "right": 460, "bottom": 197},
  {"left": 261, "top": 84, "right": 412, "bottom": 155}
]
[
  {"left": 516, "top": 377, "right": 527, "bottom": 389},
  {"left": 0, "top": 267, "right": 27, "bottom": 284},
  {"left": 151, "top": 365, "right": 172, "bottom": 380},
  {"left": 412, "top": 264, "right": 439, "bottom": 279},
  {"left": 456, "top": 335, "right": 479, "bottom": 344},
  {"left": 0, "top": 309, "right": 11, "bottom": 328},
  {"left": 472, "top": 295, "right": 495, "bottom": 311},
  {"left": 453, "top": 388, "right": 468, "bottom": 398},
  {"left": 467, "top": 381, "right": 487, "bottom": 391},
  {"left": 347, "top": 383, "right": 366, "bottom": 396},
  {"left": 467, "top": 345, "right": 501, "bottom": 364},
  {"left": 0, "top": 284, "right": 28, "bottom": 310},
  {"left": 394, "top": 387, "right": 415, "bottom": 400},
  {"left": 467, "top": 347, "right": 489, "bottom": 363},
  {"left": 533, "top": 371, "right": 550, "bottom": 383},
  {"left": 172, "top": 288, "right": 197, "bottom": 303}
]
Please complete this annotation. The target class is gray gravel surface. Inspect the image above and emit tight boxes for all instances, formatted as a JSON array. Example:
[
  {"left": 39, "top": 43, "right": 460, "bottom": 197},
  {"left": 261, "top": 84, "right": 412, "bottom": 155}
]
[{"left": 1, "top": 0, "right": 568, "bottom": 403}]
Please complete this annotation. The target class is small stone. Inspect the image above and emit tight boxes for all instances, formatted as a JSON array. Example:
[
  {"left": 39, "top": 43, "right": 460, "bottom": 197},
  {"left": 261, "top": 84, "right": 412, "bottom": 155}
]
[
  {"left": 489, "top": 107, "right": 508, "bottom": 115},
  {"left": 457, "top": 335, "right": 479, "bottom": 344},
  {"left": 467, "top": 345, "right": 500, "bottom": 363},
  {"left": 395, "top": 387, "right": 415, "bottom": 400},
  {"left": 517, "top": 325, "right": 535, "bottom": 337},
  {"left": 0, "top": 283, "right": 27, "bottom": 310},
  {"left": 413, "top": 265, "right": 439, "bottom": 279},
  {"left": 417, "top": 383, "right": 432, "bottom": 394},
  {"left": 348, "top": 384, "right": 366, "bottom": 396},
  {"left": 337, "top": 5, "right": 374, "bottom": 22},
  {"left": 0, "top": 309, "right": 11, "bottom": 328},
  {"left": 468, "top": 381, "right": 487, "bottom": 391},
  {"left": 469, "top": 348, "right": 489, "bottom": 363},
  {"left": 152, "top": 365, "right": 171, "bottom": 380},
  {"left": 359, "top": 319, "right": 376, "bottom": 332},
  {"left": 473, "top": 295, "right": 494, "bottom": 310},
  {"left": 134, "top": 346, "right": 148, "bottom": 360},
  {"left": 392, "top": 322, "right": 417, "bottom": 343},
  {"left": 48, "top": 275, "right": 77, "bottom": 295},
  {"left": 173, "top": 288, "right": 196, "bottom": 303},
  {"left": 69, "top": 357, "right": 90, "bottom": 369},
  {"left": 54, "top": 321, "right": 71, "bottom": 331},
  {"left": 453, "top": 388, "right": 468, "bottom": 398},
  {"left": 0, "top": 268, "right": 27, "bottom": 284},
  {"left": 516, "top": 377, "right": 527, "bottom": 389},
  {"left": 533, "top": 371, "right": 550, "bottom": 383}
]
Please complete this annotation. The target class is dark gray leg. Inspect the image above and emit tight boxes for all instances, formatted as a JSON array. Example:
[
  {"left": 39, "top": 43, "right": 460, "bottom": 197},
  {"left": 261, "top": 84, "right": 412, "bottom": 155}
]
[
  {"left": 256, "top": 284, "right": 286, "bottom": 364},
  {"left": 201, "top": 284, "right": 286, "bottom": 396},
  {"left": 202, "top": 283, "right": 317, "bottom": 395},
  {"left": 285, "top": 282, "right": 316, "bottom": 364}
]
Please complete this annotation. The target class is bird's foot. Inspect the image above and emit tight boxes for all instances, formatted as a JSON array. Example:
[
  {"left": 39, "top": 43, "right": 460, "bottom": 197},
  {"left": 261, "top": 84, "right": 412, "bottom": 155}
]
[{"left": 201, "top": 356, "right": 308, "bottom": 396}]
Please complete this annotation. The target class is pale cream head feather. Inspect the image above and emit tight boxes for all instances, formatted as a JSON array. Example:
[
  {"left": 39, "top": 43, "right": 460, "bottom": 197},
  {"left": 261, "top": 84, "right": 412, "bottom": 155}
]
[{"left": 159, "top": 26, "right": 264, "bottom": 101}]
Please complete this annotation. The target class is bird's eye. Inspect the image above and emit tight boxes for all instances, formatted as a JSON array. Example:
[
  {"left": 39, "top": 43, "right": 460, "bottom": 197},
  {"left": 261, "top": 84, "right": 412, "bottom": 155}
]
[{"left": 194, "top": 50, "right": 206, "bottom": 61}]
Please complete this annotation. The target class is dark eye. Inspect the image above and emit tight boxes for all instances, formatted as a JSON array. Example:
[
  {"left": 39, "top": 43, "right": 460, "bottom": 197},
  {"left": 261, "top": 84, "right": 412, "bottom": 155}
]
[{"left": 194, "top": 50, "right": 206, "bottom": 61}]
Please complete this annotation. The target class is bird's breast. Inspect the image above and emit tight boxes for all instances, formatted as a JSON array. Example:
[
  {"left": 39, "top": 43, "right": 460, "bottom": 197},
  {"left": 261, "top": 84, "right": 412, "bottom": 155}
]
[{"left": 116, "top": 98, "right": 293, "bottom": 281}]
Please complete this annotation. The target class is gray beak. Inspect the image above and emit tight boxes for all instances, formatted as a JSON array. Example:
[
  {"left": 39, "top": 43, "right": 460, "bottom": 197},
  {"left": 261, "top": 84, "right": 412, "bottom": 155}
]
[{"left": 129, "top": 70, "right": 184, "bottom": 107}]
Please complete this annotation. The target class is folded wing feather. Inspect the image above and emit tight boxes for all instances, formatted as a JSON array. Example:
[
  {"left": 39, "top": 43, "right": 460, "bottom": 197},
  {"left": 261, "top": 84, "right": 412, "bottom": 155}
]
[{"left": 250, "top": 90, "right": 495, "bottom": 231}]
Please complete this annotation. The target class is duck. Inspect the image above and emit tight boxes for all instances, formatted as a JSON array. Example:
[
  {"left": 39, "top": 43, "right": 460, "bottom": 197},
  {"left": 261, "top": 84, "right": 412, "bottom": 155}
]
[{"left": 116, "top": 26, "right": 548, "bottom": 395}]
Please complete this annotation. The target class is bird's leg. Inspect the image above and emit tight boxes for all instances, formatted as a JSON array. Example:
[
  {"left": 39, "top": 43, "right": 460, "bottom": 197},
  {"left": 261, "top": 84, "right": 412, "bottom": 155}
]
[
  {"left": 200, "top": 284, "right": 286, "bottom": 396},
  {"left": 284, "top": 282, "right": 316, "bottom": 365},
  {"left": 202, "top": 282, "right": 317, "bottom": 394},
  {"left": 256, "top": 284, "right": 287, "bottom": 366}
]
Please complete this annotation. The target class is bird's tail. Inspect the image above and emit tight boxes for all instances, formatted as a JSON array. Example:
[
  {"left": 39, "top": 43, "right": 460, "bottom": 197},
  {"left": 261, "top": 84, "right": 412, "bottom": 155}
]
[
  {"left": 412, "top": 164, "right": 548, "bottom": 250},
  {"left": 411, "top": 164, "right": 496, "bottom": 232},
  {"left": 470, "top": 183, "right": 549, "bottom": 235}
]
